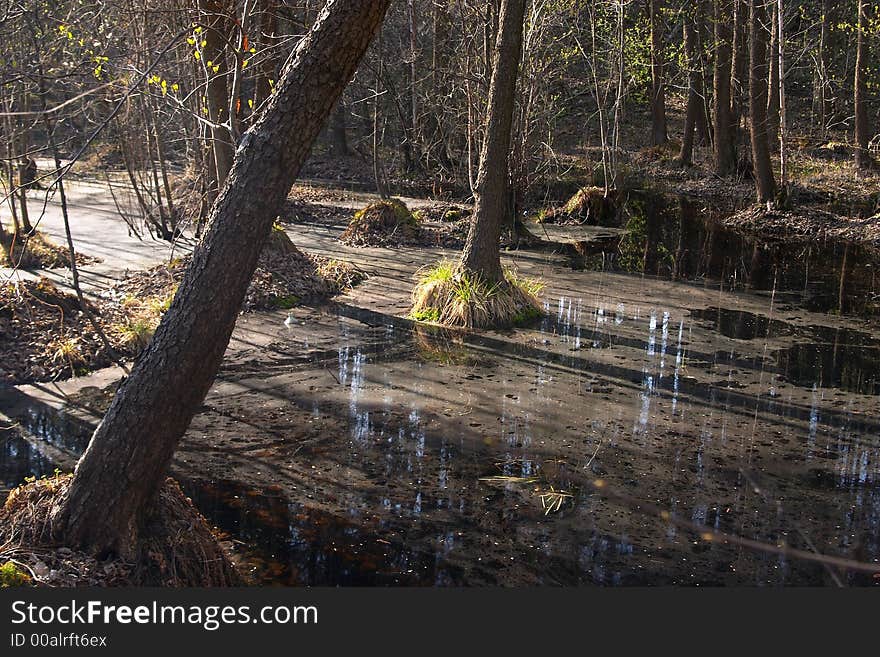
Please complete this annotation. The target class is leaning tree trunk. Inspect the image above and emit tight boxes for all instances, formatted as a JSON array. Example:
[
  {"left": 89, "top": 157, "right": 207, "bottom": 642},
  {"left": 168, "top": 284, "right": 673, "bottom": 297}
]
[
  {"left": 50, "top": 0, "right": 392, "bottom": 558},
  {"left": 713, "top": 0, "right": 736, "bottom": 176},
  {"left": 854, "top": 0, "right": 872, "bottom": 171},
  {"left": 459, "top": 0, "right": 526, "bottom": 284},
  {"left": 649, "top": 0, "right": 668, "bottom": 146},
  {"left": 749, "top": 0, "right": 776, "bottom": 203}
]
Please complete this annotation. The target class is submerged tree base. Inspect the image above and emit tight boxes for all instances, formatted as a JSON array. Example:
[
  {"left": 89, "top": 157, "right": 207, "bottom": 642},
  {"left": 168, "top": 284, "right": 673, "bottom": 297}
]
[
  {"left": 0, "top": 475, "right": 239, "bottom": 587},
  {"left": 410, "top": 261, "right": 543, "bottom": 329}
]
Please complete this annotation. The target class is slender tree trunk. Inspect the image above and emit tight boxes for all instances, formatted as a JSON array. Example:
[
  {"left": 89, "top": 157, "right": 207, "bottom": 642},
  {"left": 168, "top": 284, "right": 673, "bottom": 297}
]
[
  {"left": 329, "top": 101, "right": 350, "bottom": 156},
  {"left": 750, "top": 0, "right": 776, "bottom": 203},
  {"left": 767, "top": 4, "right": 780, "bottom": 145},
  {"left": 459, "top": 0, "right": 526, "bottom": 283},
  {"left": 776, "top": 0, "right": 787, "bottom": 190},
  {"left": 818, "top": 0, "right": 833, "bottom": 134},
  {"left": 680, "top": 6, "right": 701, "bottom": 165},
  {"left": 714, "top": 0, "right": 736, "bottom": 175},
  {"left": 694, "top": 4, "right": 712, "bottom": 146},
  {"left": 50, "top": 0, "right": 392, "bottom": 558},
  {"left": 649, "top": 0, "right": 668, "bottom": 145},
  {"left": 254, "top": 0, "right": 279, "bottom": 109},
  {"left": 854, "top": 0, "right": 872, "bottom": 171},
  {"left": 200, "top": 0, "right": 236, "bottom": 193},
  {"left": 731, "top": 0, "right": 749, "bottom": 137}
]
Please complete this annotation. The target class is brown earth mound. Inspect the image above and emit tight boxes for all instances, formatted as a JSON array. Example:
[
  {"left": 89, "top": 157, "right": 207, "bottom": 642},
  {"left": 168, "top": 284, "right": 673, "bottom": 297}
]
[
  {"left": 1, "top": 231, "right": 99, "bottom": 269},
  {"left": 539, "top": 186, "right": 620, "bottom": 225},
  {"left": 114, "top": 230, "right": 365, "bottom": 313},
  {"left": 0, "top": 278, "right": 131, "bottom": 385},
  {"left": 339, "top": 199, "right": 421, "bottom": 247},
  {"left": 0, "top": 474, "right": 239, "bottom": 586}
]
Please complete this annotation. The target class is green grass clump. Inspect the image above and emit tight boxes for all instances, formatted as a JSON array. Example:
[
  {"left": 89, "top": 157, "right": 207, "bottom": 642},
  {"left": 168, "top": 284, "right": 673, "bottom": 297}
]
[
  {"left": 410, "top": 260, "right": 544, "bottom": 329},
  {"left": 273, "top": 294, "right": 300, "bottom": 310},
  {"left": 114, "top": 317, "right": 156, "bottom": 351},
  {"left": 0, "top": 562, "right": 32, "bottom": 587}
]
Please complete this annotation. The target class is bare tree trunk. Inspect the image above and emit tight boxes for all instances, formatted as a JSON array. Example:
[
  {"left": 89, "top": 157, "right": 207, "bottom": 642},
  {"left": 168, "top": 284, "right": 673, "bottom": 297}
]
[
  {"left": 767, "top": 3, "right": 780, "bottom": 145},
  {"left": 818, "top": 0, "right": 833, "bottom": 134},
  {"left": 776, "top": 0, "right": 787, "bottom": 190},
  {"left": 854, "top": 0, "right": 872, "bottom": 171},
  {"left": 200, "top": 0, "right": 236, "bottom": 193},
  {"left": 680, "top": 5, "right": 701, "bottom": 165},
  {"left": 254, "top": 0, "right": 280, "bottom": 109},
  {"left": 459, "top": 0, "right": 526, "bottom": 283},
  {"left": 714, "top": 0, "right": 736, "bottom": 175},
  {"left": 649, "top": 0, "right": 668, "bottom": 145},
  {"left": 750, "top": 0, "right": 776, "bottom": 203},
  {"left": 50, "top": 0, "right": 392, "bottom": 558},
  {"left": 731, "top": 0, "right": 749, "bottom": 138},
  {"left": 329, "top": 101, "right": 350, "bottom": 156}
]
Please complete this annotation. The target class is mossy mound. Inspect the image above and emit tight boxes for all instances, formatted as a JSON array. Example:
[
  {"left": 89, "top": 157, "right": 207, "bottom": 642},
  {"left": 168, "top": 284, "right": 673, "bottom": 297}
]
[
  {"left": 339, "top": 198, "right": 421, "bottom": 247},
  {"left": 410, "top": 261, "right": 543, "bottom": 329},
  {"left": 0, "top": 475, "right": 239, "bottom": 587},
  {"left": 539, "top": 187, "right": 619, "bottom": 225}
]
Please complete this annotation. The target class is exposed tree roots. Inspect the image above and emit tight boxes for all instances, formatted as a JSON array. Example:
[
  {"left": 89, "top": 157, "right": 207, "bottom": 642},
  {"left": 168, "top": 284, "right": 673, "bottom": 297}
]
[
  {"left": 0, "top": 475, "right": 240, "bottom": 587},
  {"left": 410, "top": 261, "right": 543, "bottom": 329}
]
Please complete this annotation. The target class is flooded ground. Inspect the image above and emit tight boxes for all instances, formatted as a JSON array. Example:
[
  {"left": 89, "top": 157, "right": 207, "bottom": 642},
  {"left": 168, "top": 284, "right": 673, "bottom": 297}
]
[{"left": 1, "top": 191, "right": 878, "bottom": 586}]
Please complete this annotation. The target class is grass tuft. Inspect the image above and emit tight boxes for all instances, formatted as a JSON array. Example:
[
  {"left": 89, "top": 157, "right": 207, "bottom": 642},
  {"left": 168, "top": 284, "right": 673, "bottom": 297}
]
[{"left": 410, "top": 261, "right": 543, "bottom": 329}]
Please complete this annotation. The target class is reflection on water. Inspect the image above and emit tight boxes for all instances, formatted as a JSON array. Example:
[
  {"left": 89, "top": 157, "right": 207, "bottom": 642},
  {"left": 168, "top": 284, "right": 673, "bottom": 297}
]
[
  {"left": 571, "top": 192, "right": 879, "bottom": 319},
  {"left": 0, "top": 432, "right": 54, "bottom": 497}
]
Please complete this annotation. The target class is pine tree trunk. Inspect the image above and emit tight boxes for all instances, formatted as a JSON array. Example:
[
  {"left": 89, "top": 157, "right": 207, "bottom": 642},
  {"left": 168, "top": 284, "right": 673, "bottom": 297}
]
[
  {"left": 50, "top": 0, "right": 392, "bottom": 558},
  {"left": 714, "top": 0, "right": 736, "bottom": 175},
  {"left": 460, "top": 0, "right": 526, "bottom": 284},
  {"left": 750, "top": 0, "right": 776, "bottom": 203}
]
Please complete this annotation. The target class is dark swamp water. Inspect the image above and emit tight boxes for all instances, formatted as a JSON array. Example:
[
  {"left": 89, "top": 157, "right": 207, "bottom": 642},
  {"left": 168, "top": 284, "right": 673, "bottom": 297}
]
[{"left": 1, "top": 191, "right": 878, "bottom": 586}]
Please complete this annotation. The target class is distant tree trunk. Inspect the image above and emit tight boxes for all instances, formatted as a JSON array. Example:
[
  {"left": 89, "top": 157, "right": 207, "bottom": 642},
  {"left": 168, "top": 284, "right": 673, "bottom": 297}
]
[
  {"left": 776, "top": 0, "right": 787, "bottom": 190},
  {"left": 459, "top": 0, "right": 526, "bottom": 284},
  {"left": 818, "top": 0, "right": 833, "bottom": 134},
  {"left": 854, "top": 0, "right": 872, "bottom": 171},
  {"left": 50, "top": 0, "right": 392, "bottom": 558},
  {"left": 749, "top": 0, "right": 776, "bottom": 203},
  {"left": 713, "top": 0, "right": 736, "bottom": 175},
  {"left": 329, "top": 101, "right": 350, "bottom": 156},
  {"left": 731, "top": 0, "right": 749, "bottom": 137},
  {"left": 649, "top": 0, "right": 668, "bottom": 145},
  {"left": 767, "top": 4, "right": 780, "bottom": 145},
  {"left": 694, "top": 4, "right": 712, "bottom": 146},
  {"left": 680, "top": 6, "right": 701, "bottom": 165},
  {"left": 200, "top": 0, "right": 236, "bottom": 195},
  {"left": 254, "top": 0, "right": 279, "bottom": 109}
]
